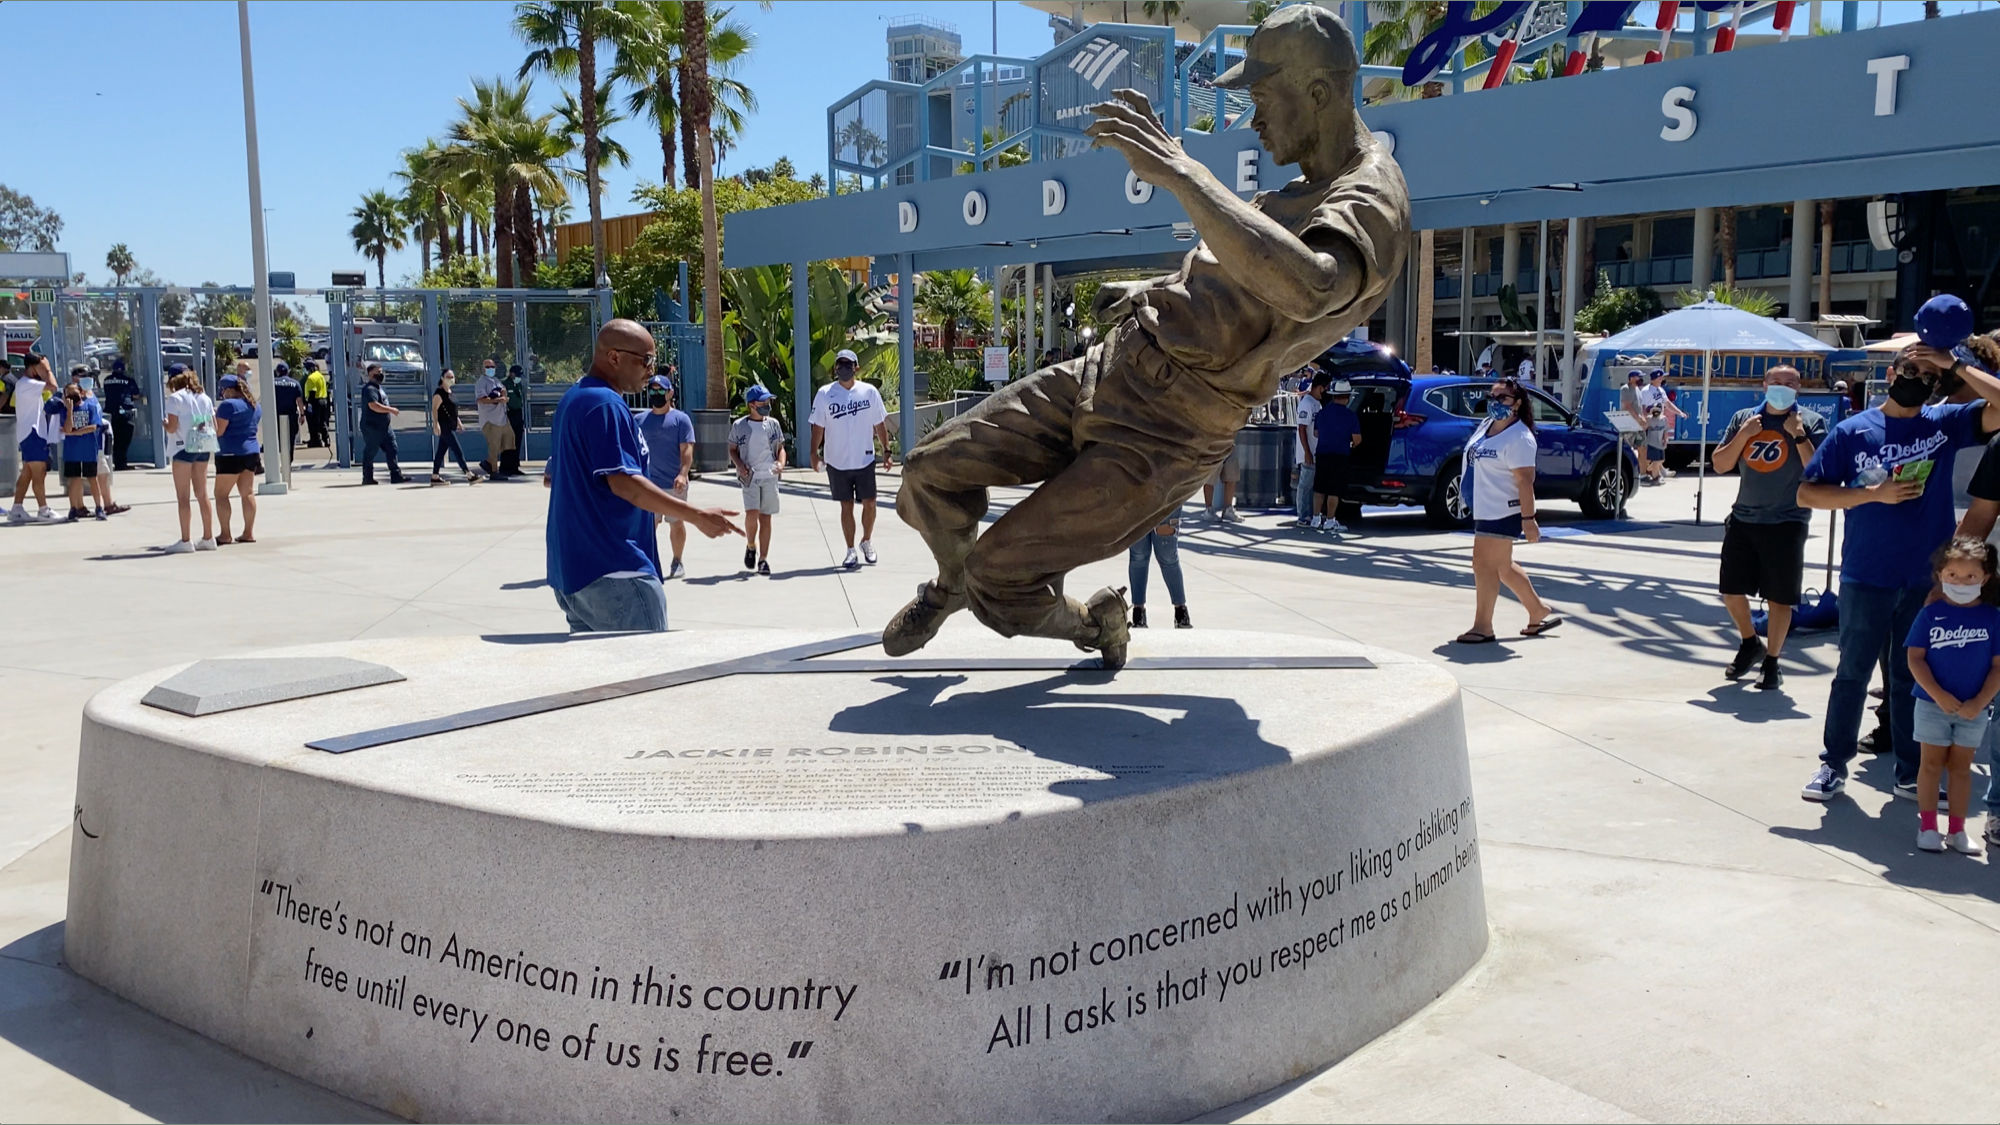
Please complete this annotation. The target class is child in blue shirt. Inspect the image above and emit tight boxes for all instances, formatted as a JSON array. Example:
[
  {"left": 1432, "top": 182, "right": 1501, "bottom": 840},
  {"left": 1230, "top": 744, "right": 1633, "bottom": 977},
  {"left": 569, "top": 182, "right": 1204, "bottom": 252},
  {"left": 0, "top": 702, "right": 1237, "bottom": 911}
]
[{"left": 1904, "top": 536, "right": 2000, "bottom": 855}]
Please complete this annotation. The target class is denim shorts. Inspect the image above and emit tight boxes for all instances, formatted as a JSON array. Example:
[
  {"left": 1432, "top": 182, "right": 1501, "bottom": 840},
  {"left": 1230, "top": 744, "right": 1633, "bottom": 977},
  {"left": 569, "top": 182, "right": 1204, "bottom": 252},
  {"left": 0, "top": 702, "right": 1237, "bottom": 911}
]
[
  {"left": 1912, "top": 696, "right": 1991, "bottom": 748},
  {"left": 172, "top": 450, "right": 212, "bottom": 464},
  {"left": 554, "top": 574, "right": 669, "bottom": 634}
]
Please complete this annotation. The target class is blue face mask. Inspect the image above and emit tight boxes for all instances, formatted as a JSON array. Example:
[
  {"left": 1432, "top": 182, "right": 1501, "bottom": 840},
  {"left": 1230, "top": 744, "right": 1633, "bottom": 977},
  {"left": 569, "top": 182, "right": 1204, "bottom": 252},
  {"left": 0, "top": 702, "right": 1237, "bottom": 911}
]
[
  {"left": 1488, "top": 399, "right": 1514, "bottom": 421},
  {"left": 1764, "top": 384, "right": 1797, "bottom": 412}
]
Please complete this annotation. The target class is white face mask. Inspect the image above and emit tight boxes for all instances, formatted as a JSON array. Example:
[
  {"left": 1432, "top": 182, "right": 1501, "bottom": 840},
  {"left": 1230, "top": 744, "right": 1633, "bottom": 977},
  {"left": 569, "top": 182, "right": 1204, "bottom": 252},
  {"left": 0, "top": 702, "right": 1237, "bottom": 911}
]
[{"left": 1943, "top": 582, "right": 1985, "bottom": 605}]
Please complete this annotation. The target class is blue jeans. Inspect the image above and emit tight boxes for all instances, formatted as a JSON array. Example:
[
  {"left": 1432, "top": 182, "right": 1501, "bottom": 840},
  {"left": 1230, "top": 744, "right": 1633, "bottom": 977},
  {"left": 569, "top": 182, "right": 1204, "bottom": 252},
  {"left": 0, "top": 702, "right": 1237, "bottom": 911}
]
[
  {"left": 1293, "top": 463, "right": 1315, "bottom": 520},
  {"left": 1127, "top": 530, "right": 1186, "bottom": 608},
  {"left": 554, "top": 574, "right": 669, "bottom": 633},
  {"left": 1821, "top": 581, "right": 1924, "bottom": 786},
  {"left": 1979, "top": 720, "right": 2000, "bottom": 813},
  {"left": 359, "top": 426, "right": 401, "bottom": 483}
]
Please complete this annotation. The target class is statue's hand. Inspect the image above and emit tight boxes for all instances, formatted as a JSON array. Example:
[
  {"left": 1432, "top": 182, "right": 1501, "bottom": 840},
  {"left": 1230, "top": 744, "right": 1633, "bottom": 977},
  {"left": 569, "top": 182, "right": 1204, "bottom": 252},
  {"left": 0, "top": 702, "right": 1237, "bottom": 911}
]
[
  {"left": 1092, "top": 280, "right": 1144, "bottom": 322},
  {"left": 1086, "top": 89, "right": 1192, "bottom": 189}
]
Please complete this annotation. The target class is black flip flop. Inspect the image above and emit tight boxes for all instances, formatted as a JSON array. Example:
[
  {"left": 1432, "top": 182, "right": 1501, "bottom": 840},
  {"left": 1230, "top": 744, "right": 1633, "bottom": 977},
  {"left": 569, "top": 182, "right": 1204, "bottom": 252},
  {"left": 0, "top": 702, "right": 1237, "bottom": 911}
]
[
  {"left": 1454, "top": 631, "right": 1497, "bottom": 645},
  {"left": 1521, "top": 616, "right": 1565, "bottom": 637}
]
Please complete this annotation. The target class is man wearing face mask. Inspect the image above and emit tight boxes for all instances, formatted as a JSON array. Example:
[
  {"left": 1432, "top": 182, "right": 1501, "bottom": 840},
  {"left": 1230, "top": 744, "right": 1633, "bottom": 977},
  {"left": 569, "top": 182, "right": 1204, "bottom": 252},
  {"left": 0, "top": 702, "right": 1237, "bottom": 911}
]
[
  {"left": 1712, "top": 365, "right": 1827, "bottom": 690},
  {"left": 636, "top": 374, "right": 696, "bottom": 579},
  {"left": 475, "top": 359, "right": 516, "bottom": 479},
  {"left": 730, "top": 385, "right": 787, "bottom": 576},
  {"left": 1797, "top": 344, "right": 2000, "bottom": 802}
]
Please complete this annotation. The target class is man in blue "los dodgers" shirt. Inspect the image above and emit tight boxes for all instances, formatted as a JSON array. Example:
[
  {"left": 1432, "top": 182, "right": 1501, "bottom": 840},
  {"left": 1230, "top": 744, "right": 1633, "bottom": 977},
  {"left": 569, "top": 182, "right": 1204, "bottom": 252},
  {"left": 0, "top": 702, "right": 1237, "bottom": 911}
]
[{"left": 1799, "top": 344, "right": 2000, "bottom": 802}]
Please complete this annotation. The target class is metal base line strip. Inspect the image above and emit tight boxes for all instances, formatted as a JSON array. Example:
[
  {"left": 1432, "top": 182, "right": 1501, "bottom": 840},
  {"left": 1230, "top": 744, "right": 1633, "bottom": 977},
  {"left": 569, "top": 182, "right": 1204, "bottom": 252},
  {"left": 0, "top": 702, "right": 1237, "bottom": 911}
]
[
  {"left": 777, "top": 656, "right": 1378, "bottom": 673},
  {"left": 307, "top": 633, "right": 880, "bottom": 754}
]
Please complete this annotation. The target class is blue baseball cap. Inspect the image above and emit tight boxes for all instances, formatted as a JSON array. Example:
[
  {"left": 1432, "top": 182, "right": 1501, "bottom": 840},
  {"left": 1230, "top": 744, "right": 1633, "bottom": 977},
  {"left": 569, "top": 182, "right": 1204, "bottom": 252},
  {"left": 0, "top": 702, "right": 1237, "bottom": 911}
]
[
  {"left": 1916, "top": 294, "right": 1974, "bottom": 351},
  {"left": 167, "top": 363, "right": 187, "bottom": 376},
  {"left": 744, "top": 384, "right": 775, "bottom": 404},
  {"left": 647, "top": 375, "right": 674, "bottom": 395},
  {"left": 219, "top": 374, "right": 242, "bottom": 390}
]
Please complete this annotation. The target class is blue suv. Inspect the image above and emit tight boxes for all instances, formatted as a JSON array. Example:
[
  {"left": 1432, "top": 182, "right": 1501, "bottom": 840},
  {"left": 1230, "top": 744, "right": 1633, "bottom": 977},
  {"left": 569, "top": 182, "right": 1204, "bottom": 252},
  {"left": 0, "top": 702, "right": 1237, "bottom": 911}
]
[{"left": 1318, "top": 347, "right": 1638, "bottom": 527}]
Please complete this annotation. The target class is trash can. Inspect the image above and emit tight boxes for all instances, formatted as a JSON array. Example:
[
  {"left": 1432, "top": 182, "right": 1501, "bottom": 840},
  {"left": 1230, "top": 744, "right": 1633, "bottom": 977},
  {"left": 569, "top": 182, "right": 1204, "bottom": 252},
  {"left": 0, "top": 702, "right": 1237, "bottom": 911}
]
[
  {"left": 691, "top": 409, "right": 732, "bottom": 474},
  {"left": 1235, "top": 424, "right": 1296, "bottom": 510}
]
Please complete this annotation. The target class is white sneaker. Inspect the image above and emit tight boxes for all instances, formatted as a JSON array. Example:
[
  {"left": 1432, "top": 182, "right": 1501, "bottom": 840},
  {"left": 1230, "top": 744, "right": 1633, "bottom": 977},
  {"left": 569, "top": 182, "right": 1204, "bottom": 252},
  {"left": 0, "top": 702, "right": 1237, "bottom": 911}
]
[
  {"left": 1327, "top": 521, "right": 1350, "bottom": 535},
  {"left": 1985, "top": 817, "right": 2000, "bottom": 847},
  {"left": 1918, "top": 828, "right": 1945, "bottom": 852},
  {"left": 36, "top": 507, "right": 58, "bottom": 521},
  {"left": 162, "top": 540, "right": 194, "bottom": 555},
  {"left": 1947, "top": 830, "right": 1984, "bottom": 855},
  {"left": 195, "top": 537, "right": 217, "bottom": 551},
  {"left": 842, "top": 548, "right": 860, "bottom": 570},
  {"left": 5, "top": 505, "right": 26, "bottom": 524},
  {"left": 860, "top": 540, "right": 877, "bottom": 564},
  {"left": 1220, "top": 507, "right": 1242, "bottom": 523},
  {"left": 1308, "top": 515, "right": 1324, "bottom": 530}
]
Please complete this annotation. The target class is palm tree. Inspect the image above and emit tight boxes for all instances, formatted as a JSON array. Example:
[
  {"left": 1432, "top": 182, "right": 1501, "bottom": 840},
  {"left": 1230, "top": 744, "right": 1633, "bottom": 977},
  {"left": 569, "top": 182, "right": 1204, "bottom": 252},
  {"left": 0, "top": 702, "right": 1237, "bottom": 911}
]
[
  {"left": 397, "top": 141, "right": 457, "bottom": 272},
  {"left": 516, "top": 0, "right": 627, "bottom": 287},
  {"left": 611, "top": 0, "right": 685, "bottom": 187},
  {"left": 915, "top": 269, "right": 989, "bottom": 358},
  {"left": 105, "top": 243, "right": 135, "bottom": 287},
  {"left": 1141, "top": 1, "right": 1182, "bottom": 30},
  {"left": 684, "top": 0, "right": 725, "bottom": 406},
  {"left": 350, "top": 189, "right": 408, "bottom": 309},
  {"left": 441, "top": 77, "right": 567, "bottom": 290}
]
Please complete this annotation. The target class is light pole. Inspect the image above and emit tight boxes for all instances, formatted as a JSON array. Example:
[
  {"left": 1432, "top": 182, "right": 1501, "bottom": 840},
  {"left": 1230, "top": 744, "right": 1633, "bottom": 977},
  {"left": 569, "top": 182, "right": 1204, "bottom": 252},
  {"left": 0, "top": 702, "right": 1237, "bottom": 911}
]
[{"left": 238, "top": 0, "right": 283, "bottom": 494}]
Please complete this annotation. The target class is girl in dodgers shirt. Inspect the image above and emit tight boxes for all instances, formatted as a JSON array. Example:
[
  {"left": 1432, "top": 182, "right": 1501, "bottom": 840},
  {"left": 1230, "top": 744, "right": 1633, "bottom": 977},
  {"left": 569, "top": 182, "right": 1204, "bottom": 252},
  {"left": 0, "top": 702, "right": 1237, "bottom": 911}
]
[{"left": 1905, "top": 536, "right": 2000, "bottom": 854}]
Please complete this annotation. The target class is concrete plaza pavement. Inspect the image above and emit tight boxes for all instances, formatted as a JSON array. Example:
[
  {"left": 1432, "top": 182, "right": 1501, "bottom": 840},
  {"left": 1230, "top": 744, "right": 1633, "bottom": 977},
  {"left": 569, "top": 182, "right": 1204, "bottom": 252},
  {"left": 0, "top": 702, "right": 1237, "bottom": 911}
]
[{"left": 2, "top": 449, "right": 1995, "bottom": 1123}]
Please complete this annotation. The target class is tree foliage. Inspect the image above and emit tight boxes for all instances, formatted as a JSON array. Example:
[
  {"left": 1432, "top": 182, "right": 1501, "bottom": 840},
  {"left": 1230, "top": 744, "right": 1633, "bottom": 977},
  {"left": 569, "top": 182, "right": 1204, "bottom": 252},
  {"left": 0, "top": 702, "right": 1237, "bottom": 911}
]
[
  {"left": 0, "top": 185, "right": 62, "bottom": 251},
  {"left": 105, "top": 244, "right": 136, "bottom": 286},
  {"left": 627, "top": 175, "right": 819, "bottom": 272},
  {"left": 914, "top": 269, "right": 989, "bottom": 357},
  {"left": 1680, "top": 284, "right": 1779, "bottom": 317},
  {"left": 1576, "top": 273, "right": 1665, "bottom": 335}
]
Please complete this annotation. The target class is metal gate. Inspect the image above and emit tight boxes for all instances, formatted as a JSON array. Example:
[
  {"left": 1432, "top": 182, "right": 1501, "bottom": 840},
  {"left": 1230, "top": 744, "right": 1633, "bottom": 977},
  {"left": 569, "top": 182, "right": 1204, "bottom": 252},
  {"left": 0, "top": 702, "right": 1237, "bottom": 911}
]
[{"left": 329, "top": 288, "right": 612, "bottom": 467}]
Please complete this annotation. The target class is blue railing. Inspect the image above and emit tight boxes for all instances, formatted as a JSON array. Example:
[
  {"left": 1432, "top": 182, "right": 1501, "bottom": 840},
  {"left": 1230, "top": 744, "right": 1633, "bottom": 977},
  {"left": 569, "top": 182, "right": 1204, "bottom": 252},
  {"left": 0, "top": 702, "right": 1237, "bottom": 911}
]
[{"left": 1432, "top": 239, "right": 1897, "bottom": 300}]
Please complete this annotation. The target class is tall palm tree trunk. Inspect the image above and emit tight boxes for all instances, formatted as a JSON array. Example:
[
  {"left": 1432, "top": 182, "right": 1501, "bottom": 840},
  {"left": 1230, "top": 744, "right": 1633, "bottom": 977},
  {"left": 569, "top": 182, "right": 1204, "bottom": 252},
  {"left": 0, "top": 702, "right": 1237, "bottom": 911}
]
[
  {"left": 495, "top": 178, "right": 517, "bottom": 290},
  {"left": 514, "top": 183, "right": 539, "bottom": 284},
  {"left": 684, "top": 0, "right": 725, "bottom": 407},
  {"left": 578, "top": 9, "right": 608, "bottom": 287},
  {"left": 1718, "top": 207, "right": 1738, "bottom": 288},
  {"left": 457, "top": 210, "right": 469, "bottom": 264},
  {"left": 678, "top": 58, "right": 701, "bottom": 190},
  {"left": 658, "top": 73, "right": 678, "bottom": 188}
]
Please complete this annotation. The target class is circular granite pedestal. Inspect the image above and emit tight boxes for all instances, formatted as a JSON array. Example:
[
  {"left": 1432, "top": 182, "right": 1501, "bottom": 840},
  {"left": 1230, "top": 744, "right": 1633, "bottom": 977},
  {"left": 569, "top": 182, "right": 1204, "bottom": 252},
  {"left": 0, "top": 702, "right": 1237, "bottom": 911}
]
[{"left": 66, "top": 629, "right": 1485, "bottom": 1124}]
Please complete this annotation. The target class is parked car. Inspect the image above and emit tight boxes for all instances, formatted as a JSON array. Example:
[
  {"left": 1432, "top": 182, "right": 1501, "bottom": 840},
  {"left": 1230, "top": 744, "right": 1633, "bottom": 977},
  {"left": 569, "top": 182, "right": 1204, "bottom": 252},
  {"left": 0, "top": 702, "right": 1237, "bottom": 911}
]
[{"left": 1316, "top": 346, "right": 1637, "bottom": 527}]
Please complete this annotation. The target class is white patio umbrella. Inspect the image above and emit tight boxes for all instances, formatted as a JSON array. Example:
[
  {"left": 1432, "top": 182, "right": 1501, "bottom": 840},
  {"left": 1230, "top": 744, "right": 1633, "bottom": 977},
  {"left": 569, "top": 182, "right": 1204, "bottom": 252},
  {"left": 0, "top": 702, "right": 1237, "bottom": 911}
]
[{"left": 1594, "top": 295, "right": 1836, "bottom": 524}]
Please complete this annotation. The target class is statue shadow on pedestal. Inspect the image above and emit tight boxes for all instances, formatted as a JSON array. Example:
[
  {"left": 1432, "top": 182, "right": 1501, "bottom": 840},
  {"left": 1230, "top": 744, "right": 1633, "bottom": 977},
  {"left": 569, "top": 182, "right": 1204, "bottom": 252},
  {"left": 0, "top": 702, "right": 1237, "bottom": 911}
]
[{"left": 827, "top": 673, "right": 1292, "bottom": 811}]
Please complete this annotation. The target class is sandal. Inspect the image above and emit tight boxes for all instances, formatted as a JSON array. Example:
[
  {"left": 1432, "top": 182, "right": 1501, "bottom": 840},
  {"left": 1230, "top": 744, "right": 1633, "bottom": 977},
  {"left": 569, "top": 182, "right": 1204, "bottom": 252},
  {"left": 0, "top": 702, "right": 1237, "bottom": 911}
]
[
  {"left": 1454, "top": 631, "right": 1497, "bottom": 645},
  {"left": 237, "top": 534, "right": 256, "bottom": 544},
  {"left": 1521, "top": 615, "right": 1565, "bottom": 637},
  {"left": 216, "top": 533, "right": 234, "bottom": 546}
]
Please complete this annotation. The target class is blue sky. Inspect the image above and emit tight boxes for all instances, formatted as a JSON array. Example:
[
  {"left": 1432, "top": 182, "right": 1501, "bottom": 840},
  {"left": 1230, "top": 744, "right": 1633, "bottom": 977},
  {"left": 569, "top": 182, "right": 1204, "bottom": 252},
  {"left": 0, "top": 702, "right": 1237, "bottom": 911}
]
[
  {"left": 3, "top": 0, "right": 1980, "bottom": 298},
  {"left": 3, "top": 0, "right": 1057, "bottom": 295}
]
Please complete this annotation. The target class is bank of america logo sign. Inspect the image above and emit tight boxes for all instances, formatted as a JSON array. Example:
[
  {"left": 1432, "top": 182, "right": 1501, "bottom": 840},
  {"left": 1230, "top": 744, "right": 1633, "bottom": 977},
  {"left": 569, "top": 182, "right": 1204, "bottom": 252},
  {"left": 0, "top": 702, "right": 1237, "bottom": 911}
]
[{"left": 1068, "top": 38, "right": 1130, "bottom": 89}]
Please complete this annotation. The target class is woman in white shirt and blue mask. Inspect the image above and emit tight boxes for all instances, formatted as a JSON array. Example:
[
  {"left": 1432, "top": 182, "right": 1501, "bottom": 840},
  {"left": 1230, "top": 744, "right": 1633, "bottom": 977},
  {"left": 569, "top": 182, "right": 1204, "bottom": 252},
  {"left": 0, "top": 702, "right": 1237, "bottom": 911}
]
[{"left": 1456, "top": 378, "right": 1561, "bottom": 644}]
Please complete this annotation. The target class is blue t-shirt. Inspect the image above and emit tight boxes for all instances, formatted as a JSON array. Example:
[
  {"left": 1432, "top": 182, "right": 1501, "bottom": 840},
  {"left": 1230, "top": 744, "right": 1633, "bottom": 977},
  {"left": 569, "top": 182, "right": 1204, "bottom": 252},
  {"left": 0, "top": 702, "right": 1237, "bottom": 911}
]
[
  {"left": 216, "top": 398, "right": 262, "bottom": 455},
  {"left": 636, "top": 408, "right": 695, "bottom": 487},
  {"left": 1905, "top": 600, "right": 2000, "bottom": 704},
  {"left": 61, "top": 399, "right": 102, "bottom": 462},
  {"left": 1314, "top": 401, "right": 1359, "bottom": 457},
  {"left": 1802, "top": 402, "right": 1985, "bottom": 588},
  {"left": 546, "top": 375, "right": 661, "bottom": 596}
]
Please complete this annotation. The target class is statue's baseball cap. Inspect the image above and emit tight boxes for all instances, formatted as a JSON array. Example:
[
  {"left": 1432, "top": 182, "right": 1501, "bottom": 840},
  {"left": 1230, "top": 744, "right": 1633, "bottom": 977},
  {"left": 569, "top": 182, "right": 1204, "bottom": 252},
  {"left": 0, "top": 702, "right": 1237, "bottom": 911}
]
[{"left": 1214, "top": 4, "right": 1358, "bottom": 89}]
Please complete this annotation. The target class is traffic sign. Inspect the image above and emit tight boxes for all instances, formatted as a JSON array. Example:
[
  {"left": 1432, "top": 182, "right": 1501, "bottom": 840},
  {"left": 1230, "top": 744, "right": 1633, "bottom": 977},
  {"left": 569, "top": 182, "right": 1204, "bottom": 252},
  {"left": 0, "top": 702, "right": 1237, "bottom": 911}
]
[
  {"left": 29, "top": 288, "right": 54, "bottom": 304},
  {"left": 323, "top": 288, "right": 349, "bottom": 305}
]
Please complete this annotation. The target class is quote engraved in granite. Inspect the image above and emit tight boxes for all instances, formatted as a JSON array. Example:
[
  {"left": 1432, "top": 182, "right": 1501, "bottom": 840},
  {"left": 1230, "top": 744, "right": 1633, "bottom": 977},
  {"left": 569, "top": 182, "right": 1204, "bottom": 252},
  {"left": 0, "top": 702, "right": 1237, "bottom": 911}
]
[{"left": 250, "top": 795, "right": 1477, "bottom": 1092}]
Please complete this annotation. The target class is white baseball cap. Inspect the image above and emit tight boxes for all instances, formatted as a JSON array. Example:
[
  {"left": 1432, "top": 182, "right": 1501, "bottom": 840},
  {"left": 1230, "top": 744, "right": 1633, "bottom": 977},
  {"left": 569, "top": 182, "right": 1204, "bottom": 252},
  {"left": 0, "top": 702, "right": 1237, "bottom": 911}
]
[{"left": 834, "top": 349, "right": 859, "bottom": 364}]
